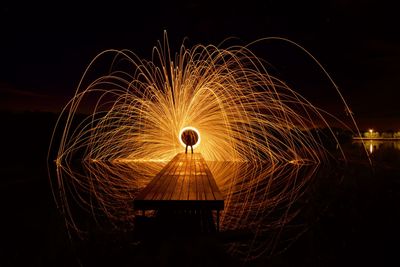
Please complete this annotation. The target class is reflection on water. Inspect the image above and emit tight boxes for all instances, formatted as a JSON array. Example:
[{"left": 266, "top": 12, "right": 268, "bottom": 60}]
[
  {"left": 208, "top": 161, "right": 320, "bottom": 258},
  {"left": 54, "top": 160, "right": 166, "bottom": 231},
  {"left": 55, "top": 159, "right": 325, "bottom": 259},
  {"left": 353, "top": 140, "right": 400, "bottom": 154}
]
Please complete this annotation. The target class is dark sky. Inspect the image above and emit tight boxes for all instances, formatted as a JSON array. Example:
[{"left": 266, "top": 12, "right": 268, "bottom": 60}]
[{"left": 1, "top": 0, "right": 399, "bottom": 130}]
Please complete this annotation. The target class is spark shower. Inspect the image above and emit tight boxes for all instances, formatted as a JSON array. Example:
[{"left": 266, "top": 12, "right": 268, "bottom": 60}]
[{"left": 49, "top": 34, "right": 362, "bottom": 259}]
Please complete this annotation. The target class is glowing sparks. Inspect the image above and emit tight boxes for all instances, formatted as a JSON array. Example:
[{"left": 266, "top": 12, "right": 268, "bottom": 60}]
[
  {"left": 48, "top": 33, "right": 363, "bottom": 258},
  {"left": 51, "top": 35, "right": 352, "bottom": 164}
]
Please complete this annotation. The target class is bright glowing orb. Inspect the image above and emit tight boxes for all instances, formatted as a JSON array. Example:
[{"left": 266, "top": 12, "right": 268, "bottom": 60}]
[{"left": 179, "top": 126, "right": 201, "bottom": 148}]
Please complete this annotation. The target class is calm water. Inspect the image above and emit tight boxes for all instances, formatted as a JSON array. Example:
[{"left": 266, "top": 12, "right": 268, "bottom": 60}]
[
  {"left": 353, "top": 140, "right": 400, "bottom": 154},
  {"left": 2, "top": 113, "right": 399, "bottom": 265},
  {"left": 2, "top": 147, "right": 400, "bottom": 266}
]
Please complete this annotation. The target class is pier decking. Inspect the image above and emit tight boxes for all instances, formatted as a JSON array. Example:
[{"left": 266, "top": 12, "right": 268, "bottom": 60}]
[{"left": 134, "top": 153, "right": 224, "bottom": 230}]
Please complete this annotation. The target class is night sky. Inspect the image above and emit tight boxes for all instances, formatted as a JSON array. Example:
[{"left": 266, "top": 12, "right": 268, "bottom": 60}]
[{"left": 1, "top": 0, "right": 399, "bottom": 130}]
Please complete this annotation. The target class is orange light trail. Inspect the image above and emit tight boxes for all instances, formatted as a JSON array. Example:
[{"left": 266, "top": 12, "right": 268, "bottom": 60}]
[{"left": 48, "top": 33, "right": 365, "bottom": 259}]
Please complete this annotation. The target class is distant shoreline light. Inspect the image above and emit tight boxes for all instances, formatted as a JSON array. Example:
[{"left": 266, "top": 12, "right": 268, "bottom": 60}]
[{"left": 353, "top": 137, "right": 400, "bottom": 140}]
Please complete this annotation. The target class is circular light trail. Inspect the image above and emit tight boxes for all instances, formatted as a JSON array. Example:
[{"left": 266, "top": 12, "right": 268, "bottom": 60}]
[{"left": 179, "top": 126, "right": 201, "bottom": 148}]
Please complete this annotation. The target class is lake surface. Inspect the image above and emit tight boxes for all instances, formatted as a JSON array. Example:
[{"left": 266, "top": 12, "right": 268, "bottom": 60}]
[
  {"left": 1, "top": 145, "right": 399, "bottom": 266},
  {"left": 353, "top": 139, "right": 400, "bottom": 154},
  {"left": 1, "top": 113, "right": 398, "bottom": 265}
]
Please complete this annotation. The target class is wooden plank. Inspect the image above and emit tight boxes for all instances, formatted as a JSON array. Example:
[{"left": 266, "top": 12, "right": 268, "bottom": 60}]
[
  {"left": 170, "top": 154, "right": 187, "bottom": 200},
  {"left": 201, "top": 158, "right": 224, "bottom": 200},
  {"left": 196, "top": 157, "right": 210, "bottom": 200},
  {"left": 144, "top": 162, "right": 174, "bottom": 200},
  {"left": 195, "top": 160, "right": 205, "bottom": 200},
  {"left": 198, "top": 161, "right": 214, "bottom": 200},
  {"left": 135, "top": 158, "right": 173, "bottom": 198},
  {"left": 134, "top": 153, "right": 224, "bottom": 211},
  {"left": 179, "top": 156, "right": 190, "bottom": 200},
  {"left": 156, "top": 157, "right": 182, "bottom": 200},
  {"left": 188, "top": 153, "right": 197, "bottom": 200},
  {"left": 144, "top": 154, "right": 182, "bottom": 200},
  {"left": 136, "top": 154, "right": 178, "bottom": 200},
  {"left": 203, "top": 175, "right": 215, "bottom": 200}
]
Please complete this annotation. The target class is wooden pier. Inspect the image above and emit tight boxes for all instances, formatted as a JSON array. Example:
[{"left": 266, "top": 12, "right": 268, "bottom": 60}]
[{"left": 134, "top": 153, "right": 224, "bottom": 231}]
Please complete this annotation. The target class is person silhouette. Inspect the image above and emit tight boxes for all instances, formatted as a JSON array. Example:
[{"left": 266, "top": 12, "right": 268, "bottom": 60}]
[{"left": 181, "top": 129, "right": 198, "bottom": 154}]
